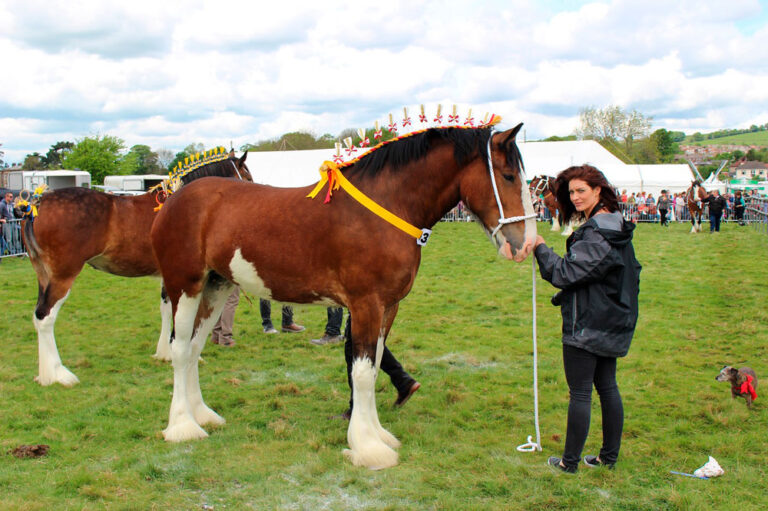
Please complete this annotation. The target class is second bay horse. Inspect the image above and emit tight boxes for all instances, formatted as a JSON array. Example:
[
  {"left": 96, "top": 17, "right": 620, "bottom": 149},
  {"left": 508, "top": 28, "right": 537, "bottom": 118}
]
[
  {"left": 150, "top": 123, "right": 537, "bottom": 469},
  {"left": 529, "top": 175, "right": 561, "bottom": 231},
  {"left": 685, "top": 180, "right": 708, "bottom": 233},
  {"left": 22, "top": 151, "right": 251, "bottom": 386}
]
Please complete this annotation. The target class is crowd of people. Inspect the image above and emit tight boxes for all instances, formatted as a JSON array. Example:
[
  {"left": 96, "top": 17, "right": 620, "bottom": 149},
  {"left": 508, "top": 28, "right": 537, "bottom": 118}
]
[{"left": 616, "top": 188, "right": 759, "bottom": 226}]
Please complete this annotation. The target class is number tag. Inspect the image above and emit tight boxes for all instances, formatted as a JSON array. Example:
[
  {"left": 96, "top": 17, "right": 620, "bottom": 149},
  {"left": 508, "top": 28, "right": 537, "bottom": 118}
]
[{"left": 417, "top": 228, "right": 432, "bottom": 246}]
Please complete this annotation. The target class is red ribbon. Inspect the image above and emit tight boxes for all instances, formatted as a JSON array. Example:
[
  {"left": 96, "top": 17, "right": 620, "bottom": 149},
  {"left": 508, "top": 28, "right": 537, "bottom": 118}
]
[
  {"left": 402, "top": 117, "right": 412, "bottom": 127},
  {"left": 419, "top": 114, "right": 428, "bottom": 123},
  {"left": 359, "top": 137, "right": 370, "bottom": 148},
  {"left": 740, "top": 374, "right": 758, "bottom": 401},
  {"left": 387, "top": 122, "right": 398, "bottom": 133},
  {"left": 374, "top": 129, "right": 383, "bottom": 140},
  {"left": 464, "top": 117, "right": 475, "bottom": 127},
  {"left": 324, "top": 169, "right": 337, "bottom": 204},
  {"left": 333, "top": 154, "right": 344, "bottom": 164},
  {"left": 448, "top": 114, "right": 459, "bottom": 123},
  {"left": 346, "top": 146, "right": 357, "bottom": 156}
]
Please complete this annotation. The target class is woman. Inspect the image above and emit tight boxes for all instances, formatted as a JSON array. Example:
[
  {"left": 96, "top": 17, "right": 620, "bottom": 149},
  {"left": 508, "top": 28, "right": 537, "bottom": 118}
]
[
  {"left": 657, "top": 191, "right": 670, "bottom": 227},
  {"left": 533, "top": 165, "right": 642, "bottom": 473},
  {"left": 734, "top": 190, "right": 745, "bottom": 226}
]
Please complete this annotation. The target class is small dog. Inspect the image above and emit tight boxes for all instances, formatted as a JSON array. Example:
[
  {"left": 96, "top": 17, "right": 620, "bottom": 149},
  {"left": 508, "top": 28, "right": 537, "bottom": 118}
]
[{"left": 716, "top": 366, "right": 758, "bottom": 408}]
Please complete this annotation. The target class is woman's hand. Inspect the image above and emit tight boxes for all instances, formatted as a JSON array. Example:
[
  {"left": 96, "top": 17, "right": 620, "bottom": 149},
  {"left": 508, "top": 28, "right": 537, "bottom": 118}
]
[{"left": 534, "top": 235, "right": 546, "bottom": 248}]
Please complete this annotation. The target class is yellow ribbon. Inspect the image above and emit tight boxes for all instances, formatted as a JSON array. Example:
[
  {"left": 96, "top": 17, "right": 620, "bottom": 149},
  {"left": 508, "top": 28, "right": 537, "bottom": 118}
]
[{"left": 307, "top": 161, "right": 430, "bottom": 245}]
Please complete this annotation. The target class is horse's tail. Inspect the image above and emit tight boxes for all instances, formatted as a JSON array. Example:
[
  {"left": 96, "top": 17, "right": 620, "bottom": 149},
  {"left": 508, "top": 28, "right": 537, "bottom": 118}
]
[{"left": 22, "top": 218, "right": 41, "bottom": 261}]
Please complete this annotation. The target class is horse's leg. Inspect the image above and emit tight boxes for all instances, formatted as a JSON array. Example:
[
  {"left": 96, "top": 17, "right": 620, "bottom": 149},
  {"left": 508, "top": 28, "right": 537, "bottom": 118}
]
[
  {"left": 33, "top": 277, "right": 79, "bottom": 386},
  {"left": 343, "top": 301, "right": 399, "bottom": 470},
  {"left": 550, "top": 213, "right": 561, "bottom": 232},
  {"left": 367, "top": 304, "right": 402, "bottom": 449},
  {"left": 163, "top": 289, "right": 208, "bottom": 442},
  {"left": 185, "top": 275, "right": 233, "bottom": 427},
  {"left": 153, "top": 285, "right": 172, "bottom": 361}
]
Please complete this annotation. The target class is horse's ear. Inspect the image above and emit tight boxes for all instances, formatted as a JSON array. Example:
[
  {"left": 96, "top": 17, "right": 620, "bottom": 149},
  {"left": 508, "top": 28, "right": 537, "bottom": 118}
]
[
  {"left": 238, "top": 150, "right": 248, "bottom": 166},
  {"left": 228, "top": 149, "right": 235, "bottom": 158},
  {"left": 498, "top": 122, "right": 524, "bottom": 145}
]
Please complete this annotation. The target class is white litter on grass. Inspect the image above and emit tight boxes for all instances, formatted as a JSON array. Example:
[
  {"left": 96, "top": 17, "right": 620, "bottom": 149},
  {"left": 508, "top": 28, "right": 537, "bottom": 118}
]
[{"left": 694, "top": 456, "right": 724, "bottom": 478}]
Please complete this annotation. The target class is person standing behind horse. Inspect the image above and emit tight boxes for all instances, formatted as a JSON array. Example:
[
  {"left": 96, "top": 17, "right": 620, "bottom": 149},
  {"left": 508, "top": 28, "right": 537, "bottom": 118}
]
[
  {"left": 734, "top": 191, "right": 746, "bottom": 226},
  {"left": 532, "top": 165, "right": 641, "bottom": 473},
  {"left": 1, "top": 192, "right": 19, "bottom": 255},
  {"left": 702, "top": 189, "right": 727, "bottom": 233},
  {"left": 657, "top": 191, "right": 670, "bottom": 227}
]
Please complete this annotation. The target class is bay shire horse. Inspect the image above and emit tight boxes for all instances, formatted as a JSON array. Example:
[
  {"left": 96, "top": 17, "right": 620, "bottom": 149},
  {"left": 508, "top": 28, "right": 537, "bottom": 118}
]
[
  {"left": 22, "top": 151, "right": 252, "bottom": 386},
  {"left": 529, "top": 175, "right": 561, "bottom": 231},
  {"left": 685, "top": 180, "right": 708, "bottom": 233},
  {"left": 151, "top": 124, "right": 536, "bottom": 469}
]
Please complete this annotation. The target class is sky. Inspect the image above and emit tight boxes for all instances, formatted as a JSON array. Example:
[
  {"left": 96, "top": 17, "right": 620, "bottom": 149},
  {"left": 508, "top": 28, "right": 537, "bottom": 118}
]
[{"left": 1, "top": 0, "right": 768, "bottom": 165}]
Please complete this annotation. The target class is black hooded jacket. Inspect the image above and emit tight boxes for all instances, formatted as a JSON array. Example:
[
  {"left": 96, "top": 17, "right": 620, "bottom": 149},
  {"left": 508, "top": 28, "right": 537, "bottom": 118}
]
[{"left": 534, "top": 211, "right": 642, "bottom": 358}]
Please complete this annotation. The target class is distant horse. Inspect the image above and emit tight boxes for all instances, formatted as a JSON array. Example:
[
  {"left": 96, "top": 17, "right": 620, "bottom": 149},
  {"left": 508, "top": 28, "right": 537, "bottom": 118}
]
[
  {"left": 150, "top": 123, "right": 536, "bottom": 469},
  {"left": 685, "top": 180, "right": 708, "bottom": 233},
  {"left": 529, "top": 175, "right": 561, "bottom": 231},
  {"left": 22, "top": 151, "right": 252, "bottom": 386}
]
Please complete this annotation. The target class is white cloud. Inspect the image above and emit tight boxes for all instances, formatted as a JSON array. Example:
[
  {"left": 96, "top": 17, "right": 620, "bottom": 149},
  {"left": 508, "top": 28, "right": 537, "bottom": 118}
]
[{"left": 1, "top": 0, "right": 768, "bottom": 165}]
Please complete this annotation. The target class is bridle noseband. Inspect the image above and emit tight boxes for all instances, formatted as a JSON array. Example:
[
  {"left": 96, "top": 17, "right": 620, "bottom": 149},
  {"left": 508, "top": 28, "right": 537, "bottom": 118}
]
[{"left": 486, "top": 133, "right": 537, "bottom": 237}]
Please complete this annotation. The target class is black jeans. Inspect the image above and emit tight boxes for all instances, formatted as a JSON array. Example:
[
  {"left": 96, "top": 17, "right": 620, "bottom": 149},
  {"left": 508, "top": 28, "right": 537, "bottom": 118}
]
[
  {"left": 343, "top": 315, "right": 414, "bottom": 411},
  {"left": 325, "top": 307, "right": 344, "bottom": 336},
  {"left": 259, "top": 299, "right": 294, "bottom": 328},
  {"left": 561, "top": 345, "right": 623, "bottom": 468},
  {"left": 659, "top": 208, "right": 668, "bottom": 226}
]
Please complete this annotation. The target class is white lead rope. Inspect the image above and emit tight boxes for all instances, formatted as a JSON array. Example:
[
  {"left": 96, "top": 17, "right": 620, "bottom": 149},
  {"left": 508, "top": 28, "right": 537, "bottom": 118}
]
[{"left": 516, "top": 256, "right": 542, "bottom": 452}]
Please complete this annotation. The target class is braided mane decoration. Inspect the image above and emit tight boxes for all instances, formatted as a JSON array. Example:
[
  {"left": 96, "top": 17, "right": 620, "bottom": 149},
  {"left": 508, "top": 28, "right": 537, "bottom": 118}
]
[
  {"left": 329, "top": 104, "right": 502, "bottom": 175},
  {"left": 149, "top": 146, "right": 235, "bottom": 210}
]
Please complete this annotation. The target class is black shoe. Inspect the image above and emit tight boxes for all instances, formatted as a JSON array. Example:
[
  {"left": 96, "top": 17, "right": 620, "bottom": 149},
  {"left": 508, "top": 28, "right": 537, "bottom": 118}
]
[
  {"left": 394, "top": 381, "right": 420, "bottom": 407},
  {"left": 583, "top": 455, "right": 615, "bottom": 469},
  {"left": 547, "top": 456, "right": 577, "bottom": 473}
]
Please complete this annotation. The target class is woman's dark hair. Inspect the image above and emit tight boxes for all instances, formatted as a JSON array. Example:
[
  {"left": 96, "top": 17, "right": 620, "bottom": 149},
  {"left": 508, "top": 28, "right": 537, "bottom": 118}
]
[{"left": 554, "top": 164, "right": 619, "bottom": 222}]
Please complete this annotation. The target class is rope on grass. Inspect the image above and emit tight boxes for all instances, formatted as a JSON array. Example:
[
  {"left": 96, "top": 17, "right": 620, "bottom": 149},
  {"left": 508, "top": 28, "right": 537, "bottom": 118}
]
[{"left": 516, "top": 256, "right": 542, "bottom": 452}]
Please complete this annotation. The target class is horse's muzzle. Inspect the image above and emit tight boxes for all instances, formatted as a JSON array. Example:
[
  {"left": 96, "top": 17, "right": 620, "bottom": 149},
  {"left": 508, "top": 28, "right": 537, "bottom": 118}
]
[{"left": 499, "top": 239, "right": 533, "bottom": 262}]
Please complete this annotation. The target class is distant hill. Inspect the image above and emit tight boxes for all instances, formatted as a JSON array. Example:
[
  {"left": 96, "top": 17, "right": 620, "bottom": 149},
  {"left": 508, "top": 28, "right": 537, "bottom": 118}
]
[{"left": 683, "top": 130, "right": 768, "bottom": 147}]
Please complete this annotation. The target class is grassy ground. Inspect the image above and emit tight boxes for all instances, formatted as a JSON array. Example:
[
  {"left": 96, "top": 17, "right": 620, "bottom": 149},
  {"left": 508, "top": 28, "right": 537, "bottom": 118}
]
[
  {"left": 1, "top": 220, "right": 766, "bottom": 510},
  {"left": 683, "top": 131, "right": 768, "bottom": 147}
]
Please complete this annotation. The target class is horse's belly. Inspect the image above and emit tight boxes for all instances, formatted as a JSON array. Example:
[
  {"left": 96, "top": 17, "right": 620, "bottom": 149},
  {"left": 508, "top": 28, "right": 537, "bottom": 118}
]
[{"left": 86, "top": 254, "right": 158, "bottom": 277}]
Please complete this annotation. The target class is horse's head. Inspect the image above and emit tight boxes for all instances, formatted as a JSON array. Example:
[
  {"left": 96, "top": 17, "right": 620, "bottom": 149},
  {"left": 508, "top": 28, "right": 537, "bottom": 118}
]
[
  {"left": 461, "top": 123, "right": 537, "bottom": 262},
  {"left": 230, "top": 149, "right": 253, "bottom": 182}
]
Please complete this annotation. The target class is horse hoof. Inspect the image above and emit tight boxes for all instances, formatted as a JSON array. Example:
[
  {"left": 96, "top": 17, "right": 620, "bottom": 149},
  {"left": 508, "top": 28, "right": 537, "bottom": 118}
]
[
  {"left": 343, "top": 444, "right": 399, "bottom": 470},
  {"left": 151, "top": 353, "right": 172, "bottom": 362},
  {"left": 35, "top": 367, "right": 80, "bottom": 387},
  {"left": 163, "top": 420, "right": 208, "bottom": 442},
  {"left": 193, "top": 406, "right": 226, "bottom": 427},
  {"left": 377, "top": 428, "right": 401, "bottom": 449}
]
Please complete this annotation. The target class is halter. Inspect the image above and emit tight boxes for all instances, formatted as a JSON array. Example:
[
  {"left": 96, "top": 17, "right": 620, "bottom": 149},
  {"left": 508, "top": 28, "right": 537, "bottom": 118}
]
[{"left": 486, "top": 133, "right": 537, "bottom": 237}]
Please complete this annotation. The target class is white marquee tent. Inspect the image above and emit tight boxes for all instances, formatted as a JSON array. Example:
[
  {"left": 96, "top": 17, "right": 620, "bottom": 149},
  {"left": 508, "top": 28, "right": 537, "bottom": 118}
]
[{"left": 241, "top": 139, "right": 699, "bottom": 194}]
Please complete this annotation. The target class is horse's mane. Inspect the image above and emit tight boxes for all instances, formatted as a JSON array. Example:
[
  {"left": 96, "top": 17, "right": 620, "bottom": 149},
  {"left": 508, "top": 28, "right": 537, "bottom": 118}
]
[
  {"left": 346, "top": 127, "right": 497, "bottom": 178},
  {"left": 179, "top": 156, "right": 238, "bottom": 187}
]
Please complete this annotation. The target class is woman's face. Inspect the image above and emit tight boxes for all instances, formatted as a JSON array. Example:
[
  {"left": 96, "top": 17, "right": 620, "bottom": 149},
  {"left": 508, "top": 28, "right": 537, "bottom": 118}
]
[{"left": 568, "top": 178, "right": 601, "bottom": 213}]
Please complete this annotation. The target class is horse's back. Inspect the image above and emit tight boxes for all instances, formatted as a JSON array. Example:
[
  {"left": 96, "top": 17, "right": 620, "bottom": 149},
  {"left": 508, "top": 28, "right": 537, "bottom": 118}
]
[{"left": 29, "top": 187, "right": 158, "bottom": 277}]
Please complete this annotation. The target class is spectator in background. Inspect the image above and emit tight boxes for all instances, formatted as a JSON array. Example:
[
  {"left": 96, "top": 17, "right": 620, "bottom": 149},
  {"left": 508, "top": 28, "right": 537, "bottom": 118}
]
[
  {"left": 1, "top": 192, "right": 19, "bottom": 255},
  {"left": 733, "top": 190, "right": 746, "bottom": 226},
  {"left": 702, "top": 189, "right": 727, "bottom": 233},
  {"left": 657, "top": 191, "right": 670, "bottom": 227},
  {"left": 311, "top": 307, "right": 344, "bottom": 345},
  {"left": 259, "top": 299, "right": 304, "bottom": 334},
  {"left": 211, "top": 287, "right": 240, "bottom": 347},
  {"left": 620, "top": 190, "right": 627, "bottom": 203}
]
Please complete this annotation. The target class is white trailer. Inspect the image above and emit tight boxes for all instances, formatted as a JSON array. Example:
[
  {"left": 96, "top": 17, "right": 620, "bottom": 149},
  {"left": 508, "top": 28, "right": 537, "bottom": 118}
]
[
  {"left": 6, "top": 170, "right": 91, "bottom": 191},
  {"left": 103, "top": 174, "right": 167, "bottom": 192}
]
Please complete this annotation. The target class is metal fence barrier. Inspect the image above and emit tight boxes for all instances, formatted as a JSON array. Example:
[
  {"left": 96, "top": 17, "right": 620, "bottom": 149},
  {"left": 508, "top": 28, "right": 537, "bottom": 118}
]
[
  {"left": 1, "top": 218, "right": 26, "bottom": 258},
  {"left": 439, "top": 198, "right": 768, "bottom": 235},
  {"left": 745, "top": 197, "right": 768, "bottom": 235}
]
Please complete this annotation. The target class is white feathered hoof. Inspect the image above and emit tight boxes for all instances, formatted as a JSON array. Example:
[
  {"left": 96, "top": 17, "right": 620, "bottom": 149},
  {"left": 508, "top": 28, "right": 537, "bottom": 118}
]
[
  {"left": 152, "top": 351, "right": 172, "bottom": 362},
  {"left": 377, "top": 427, "right": 401, "bottom": 450},
  {"left": 163, "top": 419, "right": 209, "bottom": 442},
  {"left": 35, "top": 365, "right": 80, "bottom": 387},
  {"left": 193, "top": 405, "right": 226, "bottom": 427},
  {"left": 343, "top": 443, "right": 399, "bottom": 470}
]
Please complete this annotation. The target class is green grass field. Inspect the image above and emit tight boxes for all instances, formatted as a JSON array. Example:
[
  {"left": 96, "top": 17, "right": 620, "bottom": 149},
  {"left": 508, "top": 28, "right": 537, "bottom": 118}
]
[
  {"left": 1, "top": 221, "right": 767, "bottom": 510},
  {"left": 684, "top": 131, "right": 768, "bottom": 147}
]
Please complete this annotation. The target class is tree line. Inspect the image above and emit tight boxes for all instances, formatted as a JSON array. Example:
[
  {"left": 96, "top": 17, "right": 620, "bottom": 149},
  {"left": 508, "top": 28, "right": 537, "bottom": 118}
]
[{"left": 4, "top": 106, "right": 766, "bottom": 184}]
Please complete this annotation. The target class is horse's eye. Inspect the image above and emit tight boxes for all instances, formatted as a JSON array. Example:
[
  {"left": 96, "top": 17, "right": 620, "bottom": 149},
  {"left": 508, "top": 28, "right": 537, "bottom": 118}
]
[{"left": 502, "top": 173, "right": 515, "bottom": 183}]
